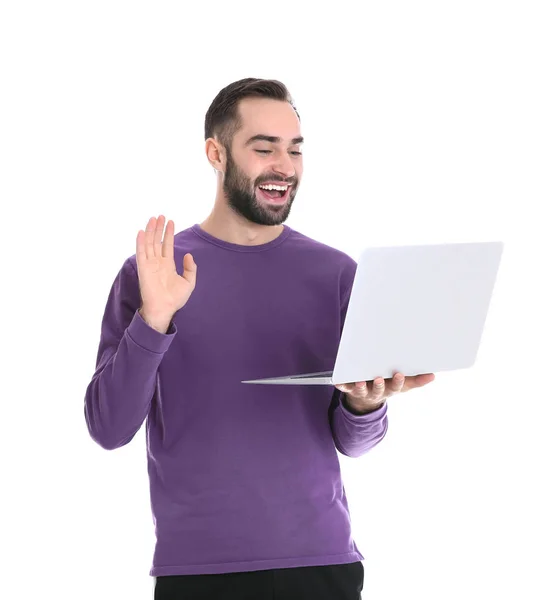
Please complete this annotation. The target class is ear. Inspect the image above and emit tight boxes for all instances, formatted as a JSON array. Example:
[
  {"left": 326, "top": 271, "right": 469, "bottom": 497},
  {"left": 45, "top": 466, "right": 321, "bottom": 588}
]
[{"left": 205, "top": 138, "right": 226, "bottom": 172}]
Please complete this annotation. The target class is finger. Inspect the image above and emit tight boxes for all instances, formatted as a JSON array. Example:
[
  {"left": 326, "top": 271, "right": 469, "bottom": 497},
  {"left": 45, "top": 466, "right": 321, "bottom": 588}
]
[
  {"left": 136, "top": 228, "right": 146, "bottom": 265},
  {"left": 145, "top": 216, "right": 156, "bottom": 260},
  {"left": 335, "top": 383, "right": 357, "bottom": 396},
  {"left": 389, "top": 372, "right": 405, "bottom": 392},
  {"left": 153, "top": 215, "right": 165, "bottom": 258},
  {"left": 416, "top": 373, "right": 435, "bottom": 386},
  {"left": 162, "top": 218, "right": 174, "bottom": 259},
  {"left": 370, "top": 378, "right": 385, "bottom": 401},
  {"left": 182, "top": 253, "right": 198, "bottom": 285},
  {"left": 404, "top": 373, "right": 435, "bottom": 389},
  {"left": 335, "top": 384, "right": 351, "bottom": 394},
  {"left": 400, "top": 376, "right": 420, "bottom": 391},
  {"left": 353, "top": 381, "right": 368, "bottom": 397}
]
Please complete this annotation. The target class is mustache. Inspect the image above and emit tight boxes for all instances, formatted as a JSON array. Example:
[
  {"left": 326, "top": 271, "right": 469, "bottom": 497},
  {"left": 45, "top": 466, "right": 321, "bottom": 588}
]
[{"left": 255, "top": 176, "right": 296, "bottom": 186}]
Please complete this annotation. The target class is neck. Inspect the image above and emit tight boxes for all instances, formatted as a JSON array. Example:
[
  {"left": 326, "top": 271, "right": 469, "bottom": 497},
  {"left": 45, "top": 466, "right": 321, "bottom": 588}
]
[
  {"left": 199, "top": 213, "right": 284, "bottom": 246},
  {"left": 200, "top": 192, "right": 284, "bottom": 246}
]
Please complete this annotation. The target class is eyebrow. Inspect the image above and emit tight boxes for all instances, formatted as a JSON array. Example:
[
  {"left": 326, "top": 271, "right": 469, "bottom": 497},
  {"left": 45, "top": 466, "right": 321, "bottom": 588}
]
[{"left": 244, "top": 134, "right": 304, "bottom": 146}]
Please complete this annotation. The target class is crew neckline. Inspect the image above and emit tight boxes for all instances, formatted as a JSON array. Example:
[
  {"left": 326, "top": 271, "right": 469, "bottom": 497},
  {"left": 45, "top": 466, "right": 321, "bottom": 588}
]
[{"left": 191, "top": 223, "right": 292, "bottom": 252}]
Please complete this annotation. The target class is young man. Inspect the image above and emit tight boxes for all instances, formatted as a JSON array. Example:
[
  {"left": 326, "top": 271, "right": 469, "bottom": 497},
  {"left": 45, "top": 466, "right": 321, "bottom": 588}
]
[{"left": 84, "top": 78, "right": 434, "bottom": 600}]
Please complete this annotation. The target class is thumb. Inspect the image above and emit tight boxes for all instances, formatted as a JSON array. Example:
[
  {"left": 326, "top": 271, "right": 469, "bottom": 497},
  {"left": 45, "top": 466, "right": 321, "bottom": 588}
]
[{"left": 183, "top": 253, "right": 197, "bottom": 273}]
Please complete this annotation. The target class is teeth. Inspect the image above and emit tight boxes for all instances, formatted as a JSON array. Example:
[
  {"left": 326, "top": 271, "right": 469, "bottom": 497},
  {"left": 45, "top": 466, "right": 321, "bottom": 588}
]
[{"left": 259, "top": 184, "right": 288, "bottom": 191}]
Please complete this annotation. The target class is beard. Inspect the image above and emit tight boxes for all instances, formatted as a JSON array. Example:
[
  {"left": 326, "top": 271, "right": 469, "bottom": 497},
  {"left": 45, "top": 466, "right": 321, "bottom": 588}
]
[{"left": 222, "top": 151, "right": 298, "bottom": 226}]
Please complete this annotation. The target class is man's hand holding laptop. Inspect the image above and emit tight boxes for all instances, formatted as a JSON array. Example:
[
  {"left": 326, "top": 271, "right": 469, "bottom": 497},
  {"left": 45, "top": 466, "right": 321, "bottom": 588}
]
[{"left": 336, "top": 372, "right": 436, "bottom": 415}]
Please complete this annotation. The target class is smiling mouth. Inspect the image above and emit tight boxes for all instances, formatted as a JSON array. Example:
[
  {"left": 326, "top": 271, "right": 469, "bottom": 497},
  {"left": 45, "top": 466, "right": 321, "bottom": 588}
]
[{"left": 256, "top": 184, "right": 291, "bottom": 204}]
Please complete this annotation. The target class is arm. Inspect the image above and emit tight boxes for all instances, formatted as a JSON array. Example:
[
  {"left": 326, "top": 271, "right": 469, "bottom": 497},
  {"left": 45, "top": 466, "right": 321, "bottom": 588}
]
[
  {"left": 328, "top": 259, "right": 389, "bottom": 457},
  {"left": 84, "top": 259, "right": 177, "bottom": 450},
  {"left": 329, "top": 389, "right": 388, "bottom": 458}
]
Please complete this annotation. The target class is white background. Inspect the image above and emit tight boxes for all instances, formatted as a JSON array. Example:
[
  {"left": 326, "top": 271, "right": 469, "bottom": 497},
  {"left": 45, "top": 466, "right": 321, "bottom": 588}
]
[{"left": 1, "top": 1, "right": 555, "bottom": 598}]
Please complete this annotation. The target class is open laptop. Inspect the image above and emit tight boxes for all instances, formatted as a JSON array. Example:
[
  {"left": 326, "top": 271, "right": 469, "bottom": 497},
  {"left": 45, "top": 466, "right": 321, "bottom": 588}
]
[{"left": 241, "top": 240, "right": 504, "bottom": 386}]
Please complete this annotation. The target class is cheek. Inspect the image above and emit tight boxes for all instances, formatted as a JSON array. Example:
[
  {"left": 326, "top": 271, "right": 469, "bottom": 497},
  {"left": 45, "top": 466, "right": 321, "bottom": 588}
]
[{"left": 244, "top": 164, "right": 263, "bottom": 184}]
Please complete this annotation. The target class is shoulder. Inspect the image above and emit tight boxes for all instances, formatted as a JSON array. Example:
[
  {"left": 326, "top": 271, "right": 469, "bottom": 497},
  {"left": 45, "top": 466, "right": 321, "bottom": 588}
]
[{"left": 287, "top": 226, "right": 358, "bottom": 274}]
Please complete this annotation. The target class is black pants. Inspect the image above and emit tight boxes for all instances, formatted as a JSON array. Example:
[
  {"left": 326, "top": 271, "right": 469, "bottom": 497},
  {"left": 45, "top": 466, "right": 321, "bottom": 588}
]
[{"left": 154, "top": 561, "right": 364, "bottom": 600}]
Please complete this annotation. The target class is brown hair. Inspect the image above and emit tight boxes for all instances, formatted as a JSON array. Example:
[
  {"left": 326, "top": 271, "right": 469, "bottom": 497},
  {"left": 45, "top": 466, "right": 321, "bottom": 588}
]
[{"left": 204, "top": 78, "right": 300, "bottom": 151}]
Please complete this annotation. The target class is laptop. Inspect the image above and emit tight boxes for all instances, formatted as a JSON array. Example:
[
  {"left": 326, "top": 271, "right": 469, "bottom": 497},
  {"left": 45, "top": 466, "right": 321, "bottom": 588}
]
[{"left": 241, "top": 240, "right": 504, "bottom": 386}]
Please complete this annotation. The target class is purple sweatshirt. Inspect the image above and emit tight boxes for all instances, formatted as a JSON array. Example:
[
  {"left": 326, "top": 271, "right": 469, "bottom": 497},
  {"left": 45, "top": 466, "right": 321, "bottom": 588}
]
[{"left": 84, "top": 223, "right": 388, "bottom": 576}]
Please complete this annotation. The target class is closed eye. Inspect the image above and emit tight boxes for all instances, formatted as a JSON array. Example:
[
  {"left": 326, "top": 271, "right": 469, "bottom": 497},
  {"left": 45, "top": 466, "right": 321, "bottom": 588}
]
[{"left": 255, "top": 150, "right": 302, "bottom": 156}]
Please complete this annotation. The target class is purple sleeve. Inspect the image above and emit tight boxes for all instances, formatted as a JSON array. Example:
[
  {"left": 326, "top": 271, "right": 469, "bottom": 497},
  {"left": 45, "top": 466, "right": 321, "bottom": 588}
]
[
  {"left": 328, "top": 258, "right": 389, "bottom": 457},
  {"left": 329, "top": 392, "right": 389, "bottom": 457},
  {"left": 84, "top": 258, "right": 177, "bottom": 450}
]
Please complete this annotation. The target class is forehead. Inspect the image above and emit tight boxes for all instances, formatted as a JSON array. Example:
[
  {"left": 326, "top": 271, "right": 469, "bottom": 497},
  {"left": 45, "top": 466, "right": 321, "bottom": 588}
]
[{"left": 235, "top": 97, "right": 301, "bottom": 142}]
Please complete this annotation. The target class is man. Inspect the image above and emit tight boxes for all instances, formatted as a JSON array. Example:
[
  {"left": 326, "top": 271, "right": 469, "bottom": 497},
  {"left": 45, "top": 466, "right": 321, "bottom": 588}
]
[{"left": 84, "top": 77, "right": 434, "bottom": 599}]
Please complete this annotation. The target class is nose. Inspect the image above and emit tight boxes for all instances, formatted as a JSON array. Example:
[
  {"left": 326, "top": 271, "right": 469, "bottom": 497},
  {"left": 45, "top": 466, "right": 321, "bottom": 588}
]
[{"left": 271, "top": 150, "right": 296, "bottom": 179}]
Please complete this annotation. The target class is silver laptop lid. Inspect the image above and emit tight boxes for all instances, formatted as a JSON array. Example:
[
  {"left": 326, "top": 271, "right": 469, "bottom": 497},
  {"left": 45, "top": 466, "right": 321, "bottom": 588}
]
[{"left": 331, "top": 241, "right": 504, "bottom": 385}]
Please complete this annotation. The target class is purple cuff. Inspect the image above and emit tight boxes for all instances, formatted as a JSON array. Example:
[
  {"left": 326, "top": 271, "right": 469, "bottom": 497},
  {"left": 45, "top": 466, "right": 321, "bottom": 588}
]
[
  {"left": 126, "top": 309, "right": 177, "bottom": 354},
  {"left": 339, "top": 393, "right": 388, "bottom": 421}
]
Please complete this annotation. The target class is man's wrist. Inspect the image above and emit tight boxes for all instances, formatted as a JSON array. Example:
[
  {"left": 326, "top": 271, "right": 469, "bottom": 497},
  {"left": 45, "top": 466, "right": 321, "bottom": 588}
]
[
  {"left": 138, "top": 308, "right": 173, "bottom": 334},
  {"left": 342, "top": 395, "right": 385, "bottom": 415}
]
